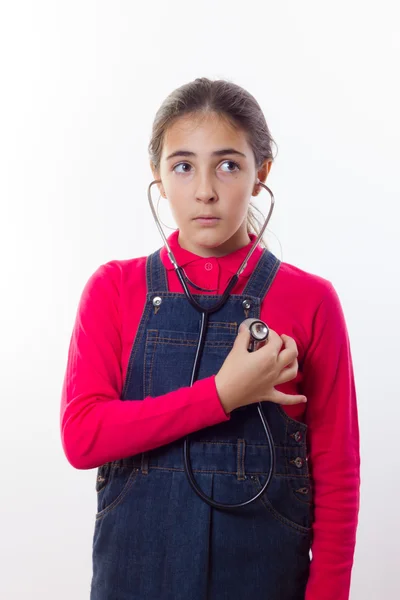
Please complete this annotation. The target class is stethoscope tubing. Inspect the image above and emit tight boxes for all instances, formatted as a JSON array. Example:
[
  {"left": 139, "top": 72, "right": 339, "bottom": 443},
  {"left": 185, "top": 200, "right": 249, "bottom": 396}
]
[{"left": 147, "top": 179, "right": 277, "bottom": 510}]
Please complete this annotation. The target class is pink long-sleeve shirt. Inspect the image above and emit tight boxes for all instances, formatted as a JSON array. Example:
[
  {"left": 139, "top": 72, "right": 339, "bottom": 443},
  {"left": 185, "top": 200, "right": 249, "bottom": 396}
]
[{"left": 60, "top": 230, "right": 360, "bottom": 600}]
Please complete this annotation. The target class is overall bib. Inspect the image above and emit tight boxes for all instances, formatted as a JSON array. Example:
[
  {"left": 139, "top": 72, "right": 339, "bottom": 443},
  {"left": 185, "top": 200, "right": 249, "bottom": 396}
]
[{"left": 90, "top": 248, "right": 313, "bottom": 600}]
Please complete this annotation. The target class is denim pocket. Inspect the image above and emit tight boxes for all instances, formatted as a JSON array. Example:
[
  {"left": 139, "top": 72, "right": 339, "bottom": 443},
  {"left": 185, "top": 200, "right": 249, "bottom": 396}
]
[
  {"left": 95, "top": 463, "right": 139, "bottom": 521},
  {"left": 144, "top": 327, "right": 236, "bottom": 396},
  {"left": 251, "top": 474, "right": 313, "bottom": 535}
]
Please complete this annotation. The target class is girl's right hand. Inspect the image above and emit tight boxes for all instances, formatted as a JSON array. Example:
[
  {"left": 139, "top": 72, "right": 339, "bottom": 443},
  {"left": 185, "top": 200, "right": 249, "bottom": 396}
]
[{"left": 215, "top": 325, "right": 307, "bottom": 414}]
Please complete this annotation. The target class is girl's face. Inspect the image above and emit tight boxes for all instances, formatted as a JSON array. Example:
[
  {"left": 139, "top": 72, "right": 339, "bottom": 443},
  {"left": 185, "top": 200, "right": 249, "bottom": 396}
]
[{"left": 152, "top": 112, "right": 271, "bottom": 258}]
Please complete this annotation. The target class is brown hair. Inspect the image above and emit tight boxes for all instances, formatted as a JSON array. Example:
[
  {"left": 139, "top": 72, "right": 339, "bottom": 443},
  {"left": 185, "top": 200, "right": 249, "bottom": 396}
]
[{"left": 148, "top": 77, "right": 278, "bottom": 248}]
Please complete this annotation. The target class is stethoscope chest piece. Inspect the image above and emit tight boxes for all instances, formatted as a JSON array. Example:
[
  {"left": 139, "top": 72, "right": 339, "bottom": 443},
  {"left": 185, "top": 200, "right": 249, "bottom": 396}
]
[{"left": 240, "top": 317, "right": 270, "bottom": 352}]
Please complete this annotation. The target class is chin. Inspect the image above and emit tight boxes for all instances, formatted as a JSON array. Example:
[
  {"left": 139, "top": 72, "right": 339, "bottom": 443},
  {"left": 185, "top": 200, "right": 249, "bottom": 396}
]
[{"left": 194, "top": 231, "right": 227, "bottom": 248}]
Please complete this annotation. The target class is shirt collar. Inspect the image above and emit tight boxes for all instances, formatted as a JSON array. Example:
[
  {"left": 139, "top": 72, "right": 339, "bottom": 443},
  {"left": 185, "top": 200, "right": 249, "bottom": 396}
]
[{"left": 159, "top": 229, "right": 263, "bottom": 278}]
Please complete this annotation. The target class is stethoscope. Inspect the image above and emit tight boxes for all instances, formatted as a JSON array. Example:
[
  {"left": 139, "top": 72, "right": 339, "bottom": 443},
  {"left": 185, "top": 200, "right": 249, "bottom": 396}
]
[{"left": 147, "top": 178, "right": 276, "bottom": 511}]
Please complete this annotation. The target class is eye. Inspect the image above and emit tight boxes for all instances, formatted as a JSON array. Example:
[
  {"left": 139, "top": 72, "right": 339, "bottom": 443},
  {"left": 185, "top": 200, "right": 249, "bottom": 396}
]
[
  {"left": 172, "top": 162, "right": 192, "bottom": 174},
  {"left": 220, "top": 160, "right": 240, "bottom": 173}
]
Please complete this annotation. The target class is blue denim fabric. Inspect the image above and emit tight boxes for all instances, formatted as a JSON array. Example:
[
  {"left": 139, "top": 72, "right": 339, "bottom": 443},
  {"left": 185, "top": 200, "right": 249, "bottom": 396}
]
[{"left": 90, "top": 248, "right": 313, "bottom": 600}]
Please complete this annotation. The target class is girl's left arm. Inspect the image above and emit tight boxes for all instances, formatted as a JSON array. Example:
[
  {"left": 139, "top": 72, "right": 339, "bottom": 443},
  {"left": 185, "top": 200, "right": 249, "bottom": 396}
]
[{"left": 302, "top": 281, "right": 360, "bottom": 600}]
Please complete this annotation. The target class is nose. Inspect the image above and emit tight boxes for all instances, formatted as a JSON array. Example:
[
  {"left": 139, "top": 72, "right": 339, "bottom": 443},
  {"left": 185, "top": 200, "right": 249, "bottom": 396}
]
[{"left": 195, "top": 172, "right": 218, "bottom": 203}]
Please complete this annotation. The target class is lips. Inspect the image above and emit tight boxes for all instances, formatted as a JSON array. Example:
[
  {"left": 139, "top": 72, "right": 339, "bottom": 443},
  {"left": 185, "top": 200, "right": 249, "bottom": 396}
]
[
  {"left": 194, "top": 216, "right": 220, "bottom": 220},
  {"left": 194, "top": 216, "right": 220, "bottom": 226}
]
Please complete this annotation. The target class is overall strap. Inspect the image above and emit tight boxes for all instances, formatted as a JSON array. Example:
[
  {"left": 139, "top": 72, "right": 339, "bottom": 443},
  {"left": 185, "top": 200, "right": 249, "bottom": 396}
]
[
  {"left": 146, "top": 249, "right": 168, "bottom": 293},
  {"left": 242, "top": 249, "right": 281, "bottom": 301}
]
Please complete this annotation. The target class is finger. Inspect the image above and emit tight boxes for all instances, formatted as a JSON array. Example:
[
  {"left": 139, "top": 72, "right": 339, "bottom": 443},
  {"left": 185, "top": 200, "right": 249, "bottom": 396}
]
[
  {"left": 258, "top": 329, "right": 283, "bottom": 354},
  {"left": 284, "top": 358, "right": 297, "bottom": 370},
  {"left": 277, "top": 336, "right": 298, "bottom": 368},
  {"left": 267, "top": 390, "right": 307, "bottom": 405},
  {"left": 235, "top": 324, "right": 251, "bottom": 348},
  {"left": 280, "top": 335, "right": 298, "bottom": 353},
  {"left": 275, "top": 363, "right": 298, "bottom": 385}
]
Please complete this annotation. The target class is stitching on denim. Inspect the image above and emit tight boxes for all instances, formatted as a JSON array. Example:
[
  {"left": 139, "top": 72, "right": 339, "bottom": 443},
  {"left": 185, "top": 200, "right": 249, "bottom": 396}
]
[
  {"left": 253, "top": 252, "right": 272, "bottom": 295},
  {"left": 242, "top": 251, "right": 281, "bottom": 300},
  {"left": 143, "top": 329, "right": 154, "bottom": 397},
  {"left": 149, "top": 252, "right": 154, "bottom": 292},
  {"left": 242, "top": 249, "right": 267, "bottom": 296},
  {"left": 208, "top": 321, "right": 237, "bottom": 333},
  {"left": 121, "top": 271, "right": 149, "bottom": 397},
  {"left": 275, "top": 404, "right": 308, "bottom": 432},
  {"left": 282, "top": 414, "right": 290, "bottom": 476},
  {"left": 141, "top": 452, "right": 149, "bottom": 475},
  {"left": 143, "top": 331, "right": 149, "bottom": 397},
  {"left": 144, "top": 466, "right": 303, "bottom": 477},
  {"left": 258, "top": 257, "right": 281, "bottom": 299},
  {"left": 259, "top": 255, "right": 280, "bottom": 298},
  {"left": 145, "top": 329, "right": 234, "bottom": 344},
  {"left": 252, "top": 476, "right": 311, "bottom": 536},
  {"left": 145, "top": 330, "right": 158, "bottom": 396},
  {"left": 157, "top": 250, "right": 168, "bottom": 291},
  {"left": 237, "top": 439, "right": 246, "bottom": 480},
  {"left": 153, "top": 340, "right": 233, "bottom": 347},
  {"left": 190, "top": 441, "right": 292, "bottom": 449},
  {"left": 145, "top": 330, "right": 234, "bottom": 348},
  {"left": 121, "top": 300, "right": 152, "bottom": 398},
  {"left": 95, "top": 469, "right": 139, "bottom": 521}
]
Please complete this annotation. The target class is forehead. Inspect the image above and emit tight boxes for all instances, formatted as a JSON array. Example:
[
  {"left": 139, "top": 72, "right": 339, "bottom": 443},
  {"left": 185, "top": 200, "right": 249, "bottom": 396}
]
[{"left": 161, "top": 112, "right": 251, "bottom": 157}]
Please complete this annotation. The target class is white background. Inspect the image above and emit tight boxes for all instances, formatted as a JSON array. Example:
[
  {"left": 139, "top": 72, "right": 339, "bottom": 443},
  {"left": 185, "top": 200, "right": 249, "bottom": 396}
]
[{"left": 1, "top": 1, "right": 399, "bottom": 598}]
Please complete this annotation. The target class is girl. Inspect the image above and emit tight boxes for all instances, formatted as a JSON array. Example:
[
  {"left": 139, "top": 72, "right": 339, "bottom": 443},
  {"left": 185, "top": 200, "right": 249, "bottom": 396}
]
[{"left": 60, "top": 77, "right": 360, "bottom": 600}]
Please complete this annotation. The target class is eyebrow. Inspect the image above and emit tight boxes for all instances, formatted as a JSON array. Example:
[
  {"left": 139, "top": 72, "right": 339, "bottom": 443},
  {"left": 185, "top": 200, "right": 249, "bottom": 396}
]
[{"left": 165, "top": 148, "right": 247, "bottom": 160}]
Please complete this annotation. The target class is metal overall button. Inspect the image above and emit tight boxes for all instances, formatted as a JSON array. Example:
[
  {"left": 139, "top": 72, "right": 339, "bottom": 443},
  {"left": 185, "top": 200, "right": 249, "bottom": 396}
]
[
  {"left": 291, "top": 431, "right": 303, "bottom": 443},
  {"left": 152, "top": 296, "right": 162, "bottom": 314},
  {"left": 242, "top": 299, "right": 251, "bottom": 317},
  {"left": 291, "top": 457, "right": 304, "bottom": 469}
]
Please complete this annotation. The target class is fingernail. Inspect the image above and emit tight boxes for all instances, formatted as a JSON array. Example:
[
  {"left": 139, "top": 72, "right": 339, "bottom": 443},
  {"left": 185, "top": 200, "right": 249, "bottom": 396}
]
[{"left": 302, "top": 397, "right": 307, "bottom": 402}]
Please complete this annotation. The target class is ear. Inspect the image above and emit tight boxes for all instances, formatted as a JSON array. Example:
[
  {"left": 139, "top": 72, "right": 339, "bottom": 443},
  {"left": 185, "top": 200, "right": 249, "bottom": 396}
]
[
  {"left": 150, "top": 161, "right": 167, "bottom": 198},
  {"left": 252, "top": 160, "right": 272, "bottom": 197}
]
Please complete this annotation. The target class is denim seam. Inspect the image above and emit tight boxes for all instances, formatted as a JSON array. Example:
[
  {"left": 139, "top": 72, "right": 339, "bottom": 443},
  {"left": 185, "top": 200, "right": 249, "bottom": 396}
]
[
  {"left": 275, "top": 404, "right": 308, "bottom": 431},
  {"left": 138, "top": 466, "right": 307, "bottom": 477},
  {"left": 144, "top": 330, "right": 158, "bottom": 397},
  {"left": 208, "top": 321, "right": 237, "bottom": 333},
  {"left": 237, "top": 439, "right": 246, "bottom": 481},
  {"left": 242, "top": 249, "right": 268, "bottom": 296},
  {"left": 141, "top": 452, "right": 149, "bottom": 475},
  {"left": 95, "top": 469, "right": 139, "bottom": 521},
  {"left": 258, "top": 258, "right": 281, "bottom": 299},
  {"left": 188, "top": 441, "right": 304, "bottom": 449},
  {"left": 121, "top": 301, "right": 152, "bottom": 399},
  {"left": 252, "top": 476, "right": 311, "bottom": 536},
  {"left": 150, "top": 340, "right": 233, "bottom": 348}
]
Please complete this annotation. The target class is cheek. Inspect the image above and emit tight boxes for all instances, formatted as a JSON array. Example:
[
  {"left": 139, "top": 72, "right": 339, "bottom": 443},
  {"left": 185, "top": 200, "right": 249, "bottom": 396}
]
[
  {"left": 162, "top": 177, "right": 190, "bottom": 203},
  {"left": 229, "top": 193, "right": 251, "bottom": 217},
  {"left": 167, "top": 198, "right": 189, "bottom": 221}
]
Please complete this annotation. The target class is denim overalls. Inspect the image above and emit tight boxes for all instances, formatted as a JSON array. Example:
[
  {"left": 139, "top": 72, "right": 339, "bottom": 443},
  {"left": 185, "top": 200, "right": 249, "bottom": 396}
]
[{"left": 90, "top": 247, "right": 313, "bottom": 600}]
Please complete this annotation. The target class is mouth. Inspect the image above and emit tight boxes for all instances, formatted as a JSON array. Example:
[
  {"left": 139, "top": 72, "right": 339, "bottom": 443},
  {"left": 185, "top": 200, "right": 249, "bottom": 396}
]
[
  {"left": 193, "top": 216, "right": 221, "bottom": 226},
  {"left": 193, "top": 216, "right": 220, "bottom": 221}
]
